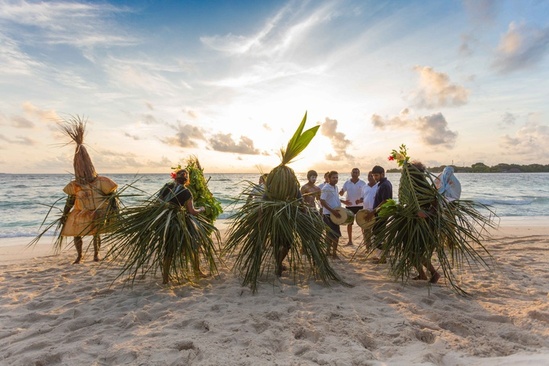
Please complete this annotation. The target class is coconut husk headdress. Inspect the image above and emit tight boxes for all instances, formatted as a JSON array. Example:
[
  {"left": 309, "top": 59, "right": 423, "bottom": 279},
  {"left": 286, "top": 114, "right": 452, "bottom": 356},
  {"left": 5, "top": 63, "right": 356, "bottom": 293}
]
[{"left": 59, "top": 115, "right": 97, "bottom": 185}]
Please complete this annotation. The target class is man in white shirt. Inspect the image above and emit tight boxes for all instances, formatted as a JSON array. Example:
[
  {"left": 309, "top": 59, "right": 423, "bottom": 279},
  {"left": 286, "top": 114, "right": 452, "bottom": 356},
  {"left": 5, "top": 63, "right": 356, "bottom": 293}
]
[
  {"left": 339, "top": 168, "right": 366, "bottom": 246},
  {"left": 320, "top": 171, "right": 349, "bottom": 258}
]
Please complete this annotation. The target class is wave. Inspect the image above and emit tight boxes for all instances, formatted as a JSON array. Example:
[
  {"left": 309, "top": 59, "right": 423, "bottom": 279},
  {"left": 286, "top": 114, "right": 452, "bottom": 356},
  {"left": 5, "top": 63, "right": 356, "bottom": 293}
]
[{"left": 476, "top": 198, "right": 535, "bottom": 206}]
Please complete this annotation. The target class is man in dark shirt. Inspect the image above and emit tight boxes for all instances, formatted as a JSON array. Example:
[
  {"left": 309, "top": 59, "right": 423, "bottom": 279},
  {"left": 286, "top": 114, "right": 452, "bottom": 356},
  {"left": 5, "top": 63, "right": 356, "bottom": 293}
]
[
  {"left": 372, "top": 165, "right": 392, "bottom": 209},
  {"left": 370, "top": 165, "right": 392, "bottom": 263}
]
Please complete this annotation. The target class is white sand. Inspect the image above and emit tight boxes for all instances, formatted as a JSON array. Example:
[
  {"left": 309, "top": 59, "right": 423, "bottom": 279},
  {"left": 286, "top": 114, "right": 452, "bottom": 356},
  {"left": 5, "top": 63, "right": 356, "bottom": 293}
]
[{"left": 1, "top": 218, "right": 549, "bottom": 365}]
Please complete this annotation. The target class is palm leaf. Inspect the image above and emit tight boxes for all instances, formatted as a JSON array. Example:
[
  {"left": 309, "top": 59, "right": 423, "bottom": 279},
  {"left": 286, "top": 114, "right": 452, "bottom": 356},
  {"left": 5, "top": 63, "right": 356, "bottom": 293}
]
[
  {"left": 102, "top": 187, "right": 220, "bottom": 286},
  {"left": 225, "top": 112, "right": 347, "bottom": 292},
  {"left": 364, "top": 160, "right": 497, "bottom": 295}
]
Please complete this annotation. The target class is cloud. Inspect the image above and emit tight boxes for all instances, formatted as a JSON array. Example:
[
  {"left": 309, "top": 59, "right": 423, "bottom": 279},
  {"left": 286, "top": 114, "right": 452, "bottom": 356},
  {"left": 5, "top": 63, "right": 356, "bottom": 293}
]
[
  {"left": 410, "top": 66, "right": 469, "bottom": 108},
  {"left": 262, "top": 123, "right": 272, "bottom": 131},
  {"left": 22, "top": 102, "right": 59, "bottom": 123},
  {"left": 319, "top": 117, "right": 353, "bottom": 161},
  {"left": 371, "top": 110, "right": 458, "bottom": 148},
  {"left": 0, "top": 1, "right": 136, "bottom": 48},
  {"left": 458, "top": 33, "right": 477, "bottom": 57},
  {"left": 11, "top": 116, "right": 34, "bottom": 128},
  {"left": 0, "top": 33, "right": 43, "bottom": 75},
  {"left": 209, "top": 133, "right": 260, "bottom": 155},
  {"left": 163, "top": 124, "right": 206, "bottom": 148},
  {"left": 0, "top": 133, "right": 36, "bottom": 145},
  {"left": 462, "top": 0, "right": 498, "bottom": 24},
  {"left": 500, "top": 118, "right": 549, "bottom": 156},
  {"left": 499, "top": 112, "right": 517, "bottom": 128},
  {"left": 493, "top": 22, "right": 549, "bottom": 73}
]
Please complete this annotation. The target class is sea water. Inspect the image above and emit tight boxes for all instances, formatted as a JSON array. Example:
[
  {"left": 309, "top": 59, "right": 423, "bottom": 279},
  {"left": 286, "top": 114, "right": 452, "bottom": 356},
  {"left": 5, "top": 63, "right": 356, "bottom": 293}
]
[{"left": 1, "top": 172, "right": 548, "bottom": 239}]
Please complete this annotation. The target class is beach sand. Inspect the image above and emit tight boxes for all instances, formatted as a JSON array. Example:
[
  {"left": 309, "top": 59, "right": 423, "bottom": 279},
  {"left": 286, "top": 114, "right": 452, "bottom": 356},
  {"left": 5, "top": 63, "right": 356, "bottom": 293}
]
[{"left": 1, "top": 218, "right": 548, "bottom": 365}]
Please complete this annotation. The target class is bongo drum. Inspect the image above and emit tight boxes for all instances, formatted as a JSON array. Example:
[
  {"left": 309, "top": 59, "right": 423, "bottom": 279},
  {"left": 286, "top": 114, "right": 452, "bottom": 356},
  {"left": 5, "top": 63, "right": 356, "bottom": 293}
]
[
  {"left": 330, "top": 207, "right": 355, "bottom": 225},
  {"left": 355, "top": 209, "right": 374, "bottom": 230}
]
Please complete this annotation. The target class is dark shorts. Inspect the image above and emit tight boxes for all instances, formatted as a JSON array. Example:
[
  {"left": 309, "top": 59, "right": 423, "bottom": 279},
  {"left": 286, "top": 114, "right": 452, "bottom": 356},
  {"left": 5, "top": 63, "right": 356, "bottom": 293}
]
[
  {"left": 323, "top": 214, "right": 341, "bottom": 239},
  {"left": 346, "top": 206, "right": 362, "bottom": 215}
]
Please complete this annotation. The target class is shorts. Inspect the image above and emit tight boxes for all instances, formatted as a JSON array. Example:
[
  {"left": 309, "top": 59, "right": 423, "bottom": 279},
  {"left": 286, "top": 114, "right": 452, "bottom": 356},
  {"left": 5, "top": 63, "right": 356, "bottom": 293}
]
[
  {"left": 323, "top": 214, "right": 341, "bottom": 239},
  {"left": 346, "top": 206, "right": 362, "bottom": 215}
]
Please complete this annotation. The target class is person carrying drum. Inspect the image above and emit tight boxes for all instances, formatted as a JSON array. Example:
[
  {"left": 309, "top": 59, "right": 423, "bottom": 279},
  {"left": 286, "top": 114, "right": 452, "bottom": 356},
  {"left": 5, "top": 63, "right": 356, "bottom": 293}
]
[
  {"left": 320, "top": 171, "right": 351, "bottom": 258},
  {"left": 339, "top": 168, "right": 366, "bottom": 246}
]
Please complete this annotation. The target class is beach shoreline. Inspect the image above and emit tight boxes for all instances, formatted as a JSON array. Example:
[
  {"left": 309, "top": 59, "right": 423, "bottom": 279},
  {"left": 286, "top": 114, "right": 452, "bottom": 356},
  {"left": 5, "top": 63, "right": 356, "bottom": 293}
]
[{"left": 1, "top": 218, "right": 548, "bottom": 365}]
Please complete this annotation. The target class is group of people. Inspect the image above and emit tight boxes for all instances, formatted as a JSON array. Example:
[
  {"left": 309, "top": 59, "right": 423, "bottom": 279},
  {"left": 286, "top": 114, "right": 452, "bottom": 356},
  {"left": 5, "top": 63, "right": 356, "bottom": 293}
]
[
  {"left": 297, "top": 163, "right": 462, "bottom": 284},
  {"left": 56, "top": 115, "right": 461, "bottom": 288},
  {"left": 299, "top": 166, "right": 393, "bottom": 259}
]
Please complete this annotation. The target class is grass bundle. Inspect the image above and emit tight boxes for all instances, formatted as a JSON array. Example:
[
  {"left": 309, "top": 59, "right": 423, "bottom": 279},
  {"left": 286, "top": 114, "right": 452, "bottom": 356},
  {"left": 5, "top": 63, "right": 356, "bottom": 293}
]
[
  {"left": 58, "top": 115, "right": 97, "bottom": 185},
  {"left": 366, "top": 146, "right": 497, "bottom": 295},
  {"left": 103, "top": 191, "right": 220, "bottom": 286},
  {"left": 224, "top": 112, "right": 348, "bottom": 292}
]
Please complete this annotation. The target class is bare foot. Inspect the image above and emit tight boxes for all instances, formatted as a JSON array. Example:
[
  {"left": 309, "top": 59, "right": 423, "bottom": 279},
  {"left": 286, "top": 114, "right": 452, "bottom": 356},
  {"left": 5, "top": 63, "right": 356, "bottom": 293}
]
[
  {"left": 93, "top": 256, "right": 100, "bottom": 262},
  {"left": 429, "top": 272, "right": 441, "bottom": 284},
  {"left": 412, "top": 275, "right": 428, "bottom": 281},
  {"left": 73, "top": 258, "right": 81, "bottom": 264}
]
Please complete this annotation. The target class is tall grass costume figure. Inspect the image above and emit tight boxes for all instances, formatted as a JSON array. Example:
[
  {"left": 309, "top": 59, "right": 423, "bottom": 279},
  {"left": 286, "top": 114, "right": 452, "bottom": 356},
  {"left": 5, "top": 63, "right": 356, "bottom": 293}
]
[
  {"left": 103, "top": 160, "right": 220, "bottom": 285},
  {"left": 59, "top": 116, "right": 118, "bottom": 264},
  {"left": 224, "top": 112, "right": 348, "bottom": 293},
  {"left": 366, "top": 144, "right": 496, "bottom": 295}
]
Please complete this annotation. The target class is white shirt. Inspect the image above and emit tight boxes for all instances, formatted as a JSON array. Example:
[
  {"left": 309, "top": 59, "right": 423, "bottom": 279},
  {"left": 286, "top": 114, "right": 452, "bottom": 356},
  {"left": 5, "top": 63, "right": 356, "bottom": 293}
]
[
  {"left": 361, "top": 183, "right": 379, "bottom": 210},
  {"left": 320, "top": 184, "right": 341, "bottom": 215},
  {"left": 341, "top": 179, "right": 366, "bottom": 208}
]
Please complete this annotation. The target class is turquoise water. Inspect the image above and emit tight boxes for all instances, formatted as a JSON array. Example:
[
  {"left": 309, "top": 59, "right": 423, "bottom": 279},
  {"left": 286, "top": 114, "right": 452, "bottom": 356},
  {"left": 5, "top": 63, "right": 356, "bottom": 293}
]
[{"left": 1, "top": 172, "right": 548, "bottom": 239}]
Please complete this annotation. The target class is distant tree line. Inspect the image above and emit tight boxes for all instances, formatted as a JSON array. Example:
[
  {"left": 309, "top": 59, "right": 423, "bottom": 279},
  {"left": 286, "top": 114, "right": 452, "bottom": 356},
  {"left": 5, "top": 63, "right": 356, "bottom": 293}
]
[{"left": 388, "top": 162, "right": 549, "bottom": 173}]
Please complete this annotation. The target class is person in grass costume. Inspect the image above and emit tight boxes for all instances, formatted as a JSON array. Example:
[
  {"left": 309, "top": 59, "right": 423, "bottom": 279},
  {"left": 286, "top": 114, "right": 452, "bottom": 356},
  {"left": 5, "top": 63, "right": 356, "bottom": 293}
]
[
  {"left": 59, "top": 116, "right": 118, "bottom": 264},
  {"left": 102, "top": 157, "right": 220, "bottom": 285},
  {"left": 366, "top": 144, "right": 496, "bottom": 295},
  {"left": 224, "top": 112, "right": 349, "bottom": 293}
]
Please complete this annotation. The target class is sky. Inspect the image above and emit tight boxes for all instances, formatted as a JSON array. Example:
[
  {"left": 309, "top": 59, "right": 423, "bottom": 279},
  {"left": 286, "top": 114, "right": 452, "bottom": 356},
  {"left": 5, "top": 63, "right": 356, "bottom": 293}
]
[{"left": 1, "top": 0, "right": 548, "bottom": 175}]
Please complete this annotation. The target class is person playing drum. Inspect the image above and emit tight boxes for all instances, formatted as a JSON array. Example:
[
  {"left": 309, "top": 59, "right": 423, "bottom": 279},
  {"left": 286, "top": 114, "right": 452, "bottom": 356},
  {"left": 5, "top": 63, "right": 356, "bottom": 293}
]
[{"left": 320, "top": 171, "right": 351, "bottom": 258}]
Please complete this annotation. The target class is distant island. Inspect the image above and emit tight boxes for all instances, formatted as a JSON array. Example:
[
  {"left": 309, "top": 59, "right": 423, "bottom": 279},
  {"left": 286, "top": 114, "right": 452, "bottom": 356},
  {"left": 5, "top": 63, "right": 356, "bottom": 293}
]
[{"left": 388, "top": 163, "right": 549, "bottom": 173}]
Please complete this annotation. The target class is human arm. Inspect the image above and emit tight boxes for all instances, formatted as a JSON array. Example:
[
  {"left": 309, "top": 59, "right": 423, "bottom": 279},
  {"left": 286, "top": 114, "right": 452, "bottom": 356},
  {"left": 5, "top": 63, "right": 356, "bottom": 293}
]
[
  {"left": 61, "top": 195, "right": 75, "bottom": 224},
  {"left": 320, "top": 199, "right": 341, "bottom": 218},
  {"left": 185, "top": 198, "right": 205, "bottom": 216}
]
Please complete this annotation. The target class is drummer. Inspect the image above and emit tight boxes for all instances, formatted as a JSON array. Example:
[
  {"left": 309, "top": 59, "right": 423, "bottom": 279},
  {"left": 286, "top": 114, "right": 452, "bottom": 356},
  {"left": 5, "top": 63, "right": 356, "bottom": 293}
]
[
  {"left": 355, "top": 171, "right": 378, "bottom": 247},
  {"left": 320, "top": 171, "right": 351, "bottom": 258},
  {"left": 339, "top": 168, "right": 366, "bottom": 246}
]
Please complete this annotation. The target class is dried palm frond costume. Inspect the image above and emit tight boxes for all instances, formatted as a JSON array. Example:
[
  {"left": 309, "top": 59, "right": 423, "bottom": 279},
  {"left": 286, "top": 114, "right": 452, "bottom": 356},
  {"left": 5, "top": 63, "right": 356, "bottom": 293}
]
[
  {"left": 224, "top": 112, "right": 347, "bottom": 293},
  {"left": 103, "top": 162, "right": 220, "bottom": 285},
  {"left": 366, "top": 145, "right": 497, "bottom": 295},
  {"left": 58, "top": 116, "right": 118, "bottom": 264}
]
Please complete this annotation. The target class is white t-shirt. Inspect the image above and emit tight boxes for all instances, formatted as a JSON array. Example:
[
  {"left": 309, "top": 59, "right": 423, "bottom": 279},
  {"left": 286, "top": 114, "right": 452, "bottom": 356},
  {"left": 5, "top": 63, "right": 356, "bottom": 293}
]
[
  {"left": 320, "top": 184, "right": 341, "bottom": 215},
  {"left": 361, "top": 183, "right": 379, "bottom": 210},
  {"left": 341, "top": 179, "right": 366, "bottom": 208}
]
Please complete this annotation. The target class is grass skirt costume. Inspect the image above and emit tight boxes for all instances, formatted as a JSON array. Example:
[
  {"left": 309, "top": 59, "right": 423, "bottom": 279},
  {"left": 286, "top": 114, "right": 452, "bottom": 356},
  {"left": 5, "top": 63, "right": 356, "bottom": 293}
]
[
  {"left": 61, "top": 176, "right": 118, "bottom": 237},
  {"left": 102, "top": 175, "right": 220, "bottom": 285},
  {"left": 224, "top": 113, "right": 348, "bottom": 293},
  {"left": 366, "top": 145, "right": 497, "bottom": 295}
]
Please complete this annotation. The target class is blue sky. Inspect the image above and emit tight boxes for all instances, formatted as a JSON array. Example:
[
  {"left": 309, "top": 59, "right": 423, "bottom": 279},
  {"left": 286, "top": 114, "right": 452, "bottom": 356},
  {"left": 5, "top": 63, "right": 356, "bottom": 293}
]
[{"left": 1, "top": 0, "right": 548, "bottom": 174}]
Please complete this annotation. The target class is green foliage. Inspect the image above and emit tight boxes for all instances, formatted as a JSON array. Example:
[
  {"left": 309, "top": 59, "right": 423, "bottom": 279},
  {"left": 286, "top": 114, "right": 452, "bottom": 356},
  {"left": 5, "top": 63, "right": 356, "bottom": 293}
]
[
  {"left": 364, "top": 150, "right": 498, "bottom": 295},
  {"left": 103, "top": 193, "right": 220, "bottom": 286},
  {"left": 226, "top": 112, "right": 347, "bottom": 292},
  {"left": 178, "top": 156, "right": 223, "bottom": 223},
  {"left": 224, "top": 198, "right": 347, "bottom": 293}
]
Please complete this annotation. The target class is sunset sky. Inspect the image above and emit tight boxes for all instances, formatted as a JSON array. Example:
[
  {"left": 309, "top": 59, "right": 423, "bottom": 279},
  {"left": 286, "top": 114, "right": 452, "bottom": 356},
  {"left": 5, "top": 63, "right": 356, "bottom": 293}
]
[{"left": 1, "top": 0, "right": 548, "bottom": 174}]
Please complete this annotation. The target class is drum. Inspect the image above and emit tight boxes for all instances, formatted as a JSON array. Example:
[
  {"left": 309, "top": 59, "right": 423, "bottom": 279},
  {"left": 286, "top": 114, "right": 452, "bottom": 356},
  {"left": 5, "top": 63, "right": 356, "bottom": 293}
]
[
  {"left": 355, "top": 209, "right": 374, "bottom": 230},
  {"left": 330, "top": 207, "right": 355, "bottom": 225}
]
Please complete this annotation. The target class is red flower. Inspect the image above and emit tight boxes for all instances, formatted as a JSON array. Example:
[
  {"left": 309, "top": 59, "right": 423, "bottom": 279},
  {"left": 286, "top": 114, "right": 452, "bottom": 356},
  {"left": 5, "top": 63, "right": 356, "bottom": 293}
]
[
  {"left": 388, "top": 155, "right": 395, "bottom": 161},
  {"left": 170, "top": 171, "right": 177, "bottom": 179}
]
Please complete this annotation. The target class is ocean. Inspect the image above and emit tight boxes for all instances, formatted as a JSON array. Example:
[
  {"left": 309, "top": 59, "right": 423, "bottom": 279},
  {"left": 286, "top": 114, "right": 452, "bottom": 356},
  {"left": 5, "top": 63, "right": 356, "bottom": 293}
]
[{"left": 1, "top": 172, "right": 548, "bottom": 239}]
